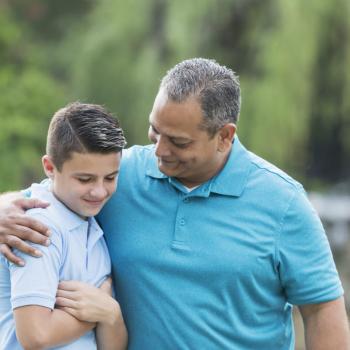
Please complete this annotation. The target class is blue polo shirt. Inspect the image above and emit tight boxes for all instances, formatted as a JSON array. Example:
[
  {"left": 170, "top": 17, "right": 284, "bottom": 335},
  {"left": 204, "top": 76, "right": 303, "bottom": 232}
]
[
  {"left": 98, "top": 137, "right": 343, "bottom": 350},
  {"left": 0, "top": 182, "right": 111, "bottom": 350}
]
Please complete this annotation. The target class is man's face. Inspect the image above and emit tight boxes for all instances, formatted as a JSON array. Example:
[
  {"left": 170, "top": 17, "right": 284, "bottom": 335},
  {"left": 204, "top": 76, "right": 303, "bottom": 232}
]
[
  {"left": 148, "top": 89, "right": 227, "bottom": 188},
  {"left": 44, "top": 152, "right": 121, "bottom": 218}
]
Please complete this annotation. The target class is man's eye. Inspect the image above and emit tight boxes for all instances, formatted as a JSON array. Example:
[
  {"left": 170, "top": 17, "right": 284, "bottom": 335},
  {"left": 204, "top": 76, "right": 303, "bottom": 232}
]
[{"left": 173, "top": 142, "right": 190, "bottom": 149}]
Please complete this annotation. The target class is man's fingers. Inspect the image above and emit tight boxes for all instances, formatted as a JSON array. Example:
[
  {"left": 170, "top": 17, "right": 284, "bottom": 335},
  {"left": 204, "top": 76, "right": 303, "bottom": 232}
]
[
  {"left": 4, "top": 235, "right": 43, "bottom": 257},
  {"left": 12, "top": 223, "right": 51, "bottom": 245},
  {"left": 14, "top": 198, "right": 50, "bottom": 211},
  {"left": 12, "top": 215, "right": 51, "bottom": 238},
  {"left": 0, "top": 244, "right": 25, "bottom": 266}
]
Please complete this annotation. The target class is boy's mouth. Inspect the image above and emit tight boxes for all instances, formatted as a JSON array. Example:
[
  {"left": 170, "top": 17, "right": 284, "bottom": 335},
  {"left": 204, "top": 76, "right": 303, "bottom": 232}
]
[{"left": 83, "top": 198, "right": 105, "bottom": 206}]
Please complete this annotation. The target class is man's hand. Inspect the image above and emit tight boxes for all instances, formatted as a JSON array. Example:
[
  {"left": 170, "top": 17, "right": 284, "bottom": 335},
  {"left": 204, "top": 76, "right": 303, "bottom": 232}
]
[{"left": 0, "top": 193, "right": 51, "bottom": 265}]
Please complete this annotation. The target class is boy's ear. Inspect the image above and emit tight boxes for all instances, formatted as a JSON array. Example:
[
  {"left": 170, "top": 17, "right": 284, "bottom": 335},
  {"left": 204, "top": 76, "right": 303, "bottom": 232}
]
[
  {"left": 217, "top": 123, "right": 236, "bottom": 152},
  {"left": 42, "top": 155, "right": 56, "bottom": 179}
]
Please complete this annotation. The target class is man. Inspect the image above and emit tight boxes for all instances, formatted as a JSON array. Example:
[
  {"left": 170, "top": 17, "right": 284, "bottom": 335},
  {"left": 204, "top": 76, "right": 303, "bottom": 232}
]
[{"left": 0, "top": 58, "right": 349, "bottom": 349}]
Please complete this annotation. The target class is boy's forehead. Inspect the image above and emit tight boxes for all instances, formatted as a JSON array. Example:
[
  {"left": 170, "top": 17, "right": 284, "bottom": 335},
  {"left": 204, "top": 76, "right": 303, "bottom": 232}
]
[{"left": 61, "top": 151, "right": 121, "bottom": 174}]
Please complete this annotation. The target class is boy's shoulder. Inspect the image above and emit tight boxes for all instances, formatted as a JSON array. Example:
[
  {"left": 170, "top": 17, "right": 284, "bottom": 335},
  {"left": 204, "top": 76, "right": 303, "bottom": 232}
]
[{"left": 27, "top": 182, "right": 77, "bottom": 244}]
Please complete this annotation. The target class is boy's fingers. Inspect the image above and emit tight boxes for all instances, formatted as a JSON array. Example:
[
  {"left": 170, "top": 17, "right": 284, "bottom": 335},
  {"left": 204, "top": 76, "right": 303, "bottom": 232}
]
[
  {"left": 0, "top": 244, "right": 25, "bottom": 266},
  {"left": 100, "top": 277, "right": 113, "bottom": 294},
  {"left": 58, "top": 280, "right": 86, "bottom": 291},
  {"left": 3, "top": 235, "right": 43, "bottom": 257},
  {"left": 55, "top": 297, "right": 77, "bottom": 309},
  {"left": 13, "top": 198, "right": 50, "bottom": 211},
  {"left": 56, "top": 289, "right": 77, "bottom": 300}
]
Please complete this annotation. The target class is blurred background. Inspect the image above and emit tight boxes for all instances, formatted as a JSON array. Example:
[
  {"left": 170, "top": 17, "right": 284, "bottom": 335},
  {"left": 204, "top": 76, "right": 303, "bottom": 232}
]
[{"left": 0, "top": 0, "right": 349, "bottom": 347}]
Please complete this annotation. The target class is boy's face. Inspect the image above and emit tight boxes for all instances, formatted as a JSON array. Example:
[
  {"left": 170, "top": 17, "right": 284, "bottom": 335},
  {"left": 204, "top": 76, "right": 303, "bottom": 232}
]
[{"left": 43, "top": 151, "right": 121, "bottom": 218}]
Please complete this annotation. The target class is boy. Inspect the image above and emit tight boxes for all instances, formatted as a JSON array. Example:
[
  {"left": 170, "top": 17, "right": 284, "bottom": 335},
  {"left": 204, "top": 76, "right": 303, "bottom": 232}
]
[{"left": 0, "top": 102, "right": 127, "bottom": 349}]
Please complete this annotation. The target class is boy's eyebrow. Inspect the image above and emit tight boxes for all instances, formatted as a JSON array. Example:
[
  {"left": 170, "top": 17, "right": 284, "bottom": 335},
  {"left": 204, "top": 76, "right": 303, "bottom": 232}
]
[{"left": 74, "top": 170, "right": 119, "bottom": 177}]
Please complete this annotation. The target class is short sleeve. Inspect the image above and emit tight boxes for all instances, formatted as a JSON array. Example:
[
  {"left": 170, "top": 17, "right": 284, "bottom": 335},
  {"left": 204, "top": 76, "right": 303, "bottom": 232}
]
[
  {"left": 277, "top": 188, "right": 343, "bottom": 305},
  {"left": 9, "top": 213, "right": 64, "bottom": 310}
]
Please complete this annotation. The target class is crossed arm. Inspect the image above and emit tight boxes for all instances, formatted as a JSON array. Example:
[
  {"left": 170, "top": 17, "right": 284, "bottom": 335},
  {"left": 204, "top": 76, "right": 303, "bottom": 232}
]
[
  {"left": 14, "top": 305, "right": 95, "bottom": 350},
  {"left": 0, "top": 193, "right": 127, "bottom": 350},
  {"left": 13, "top": 279, "right": 127, "bottom": 350}
]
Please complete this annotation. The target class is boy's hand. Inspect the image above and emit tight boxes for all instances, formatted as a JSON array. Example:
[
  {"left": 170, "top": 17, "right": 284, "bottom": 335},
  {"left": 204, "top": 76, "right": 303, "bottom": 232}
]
[
  {"left": 56, "top": 279, "right": 121, "bottom": 325},
  {"left": 0, "top": 195, "right": 51, "bottom": 265}
]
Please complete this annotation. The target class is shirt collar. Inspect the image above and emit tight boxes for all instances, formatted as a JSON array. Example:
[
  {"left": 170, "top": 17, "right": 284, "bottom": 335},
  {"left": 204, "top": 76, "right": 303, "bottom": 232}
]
[
  {"left": 145, "top": 149, "right": 168, "bottom": 179},
  {"left": 145, "top": 136, "right": 252, "bottom": 197},
  {"left": 209, "top": 136, "right": 252, "bottom": 197},
  {"left": 30, "top": 181, "right": 88, "bottom": 231}
]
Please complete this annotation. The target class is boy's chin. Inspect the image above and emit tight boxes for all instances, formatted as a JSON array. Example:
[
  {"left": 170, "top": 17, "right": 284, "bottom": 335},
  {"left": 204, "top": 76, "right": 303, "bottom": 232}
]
[{"left": 76, "top": 206, "right": 103, "bottom": 219}]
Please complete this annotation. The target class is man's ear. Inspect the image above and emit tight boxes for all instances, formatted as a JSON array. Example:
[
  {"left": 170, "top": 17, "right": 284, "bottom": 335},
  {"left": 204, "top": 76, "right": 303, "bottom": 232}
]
[
  {"left": 42, "top": 155, "right": 56, "bottom": 179},
  {"left": 217, "top": 123, "right": 236, "bottom": 152}
]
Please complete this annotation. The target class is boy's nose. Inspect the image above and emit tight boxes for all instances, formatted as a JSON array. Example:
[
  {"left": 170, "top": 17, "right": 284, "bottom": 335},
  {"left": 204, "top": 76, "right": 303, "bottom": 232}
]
[{"left": 89, "top": 185, "right": 108, "bottom": 199}]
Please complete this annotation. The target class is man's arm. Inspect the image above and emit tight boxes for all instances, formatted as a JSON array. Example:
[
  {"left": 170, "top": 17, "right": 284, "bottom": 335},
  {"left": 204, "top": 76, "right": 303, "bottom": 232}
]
[
  {"left": 299, "top": 297, "right": 350, "bottom": 350},
  {"left": 0, "top": 191, "right": 51, "bottom": 265},
  {"left": 14, "top": 305, "right": 95, "bottom": 350}
]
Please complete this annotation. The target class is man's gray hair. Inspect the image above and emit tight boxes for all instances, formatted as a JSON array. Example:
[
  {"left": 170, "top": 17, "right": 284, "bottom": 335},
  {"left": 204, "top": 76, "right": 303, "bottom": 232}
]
[{"left": 160, "top": 58, "right": 241, "bottom": 135}]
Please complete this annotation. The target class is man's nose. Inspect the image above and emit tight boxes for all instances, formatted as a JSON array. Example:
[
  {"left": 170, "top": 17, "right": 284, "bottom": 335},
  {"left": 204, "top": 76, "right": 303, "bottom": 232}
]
[{"left": 154, "top": 135, "right": 171, "bottom": 157}]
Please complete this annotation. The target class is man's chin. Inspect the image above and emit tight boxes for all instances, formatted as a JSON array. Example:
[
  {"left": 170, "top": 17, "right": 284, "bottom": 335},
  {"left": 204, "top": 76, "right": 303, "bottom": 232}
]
[{"left": 158, "top": 165, "right": 179, "bottom": 177}]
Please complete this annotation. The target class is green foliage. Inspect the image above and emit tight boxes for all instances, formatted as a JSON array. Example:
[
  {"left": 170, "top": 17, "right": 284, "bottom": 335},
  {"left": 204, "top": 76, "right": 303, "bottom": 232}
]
[
  {"left": 1, "top": 0, "right": 350, "bottom": 190},
  {"left": 0, "top": 4, "right": 66, "bottom": 191}
]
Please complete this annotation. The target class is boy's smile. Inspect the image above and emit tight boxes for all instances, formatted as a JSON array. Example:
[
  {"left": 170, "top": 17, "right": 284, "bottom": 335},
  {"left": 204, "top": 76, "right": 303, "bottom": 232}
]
[{"left": 43, "top": 151, "right": 121, "bottom": 218}]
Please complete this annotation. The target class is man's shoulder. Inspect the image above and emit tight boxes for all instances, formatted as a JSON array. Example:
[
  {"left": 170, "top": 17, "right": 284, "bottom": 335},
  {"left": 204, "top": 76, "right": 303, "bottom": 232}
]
[
  {"left": 123, "top": 144, "right": 155, "bottom": 158},
  {"left": 121, "top": 144, "right": 155, "bottom": 168},
  {"left": 247, "top": 151, "right": 303, "bottom": 192}
]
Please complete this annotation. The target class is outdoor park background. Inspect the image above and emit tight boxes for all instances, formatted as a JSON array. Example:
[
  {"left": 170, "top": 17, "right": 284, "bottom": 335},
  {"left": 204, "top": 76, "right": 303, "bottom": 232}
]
[{"left": 1, "top": 0, "right": 349, "bottom": 348}]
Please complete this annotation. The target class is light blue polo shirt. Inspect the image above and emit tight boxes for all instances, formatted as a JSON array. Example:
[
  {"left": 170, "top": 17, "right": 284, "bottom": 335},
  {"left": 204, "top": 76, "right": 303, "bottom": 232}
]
[
  {"left": 0, "top": 182, "right": 111, "bottom": 350},
  {"left": 98, "top": 137, "right": 343, "bottom": 350}
]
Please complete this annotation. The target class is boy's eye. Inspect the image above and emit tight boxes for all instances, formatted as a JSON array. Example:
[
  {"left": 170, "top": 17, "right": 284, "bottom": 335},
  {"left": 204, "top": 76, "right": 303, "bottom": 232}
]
[
  {"left": 105, "top": 176, "right": 116, "bottom": 182},
  {"left": 77, "top": 178, "right": 91, "bottom": 183}
]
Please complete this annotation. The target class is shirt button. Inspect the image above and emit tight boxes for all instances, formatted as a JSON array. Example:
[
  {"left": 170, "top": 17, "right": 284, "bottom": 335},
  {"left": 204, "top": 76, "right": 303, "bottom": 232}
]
[
  {"left": 180, "top": 219, "right": 186, "bottom": 226},
  {"left": 183, "top": 197, "right": 190, "bottom": 203}
]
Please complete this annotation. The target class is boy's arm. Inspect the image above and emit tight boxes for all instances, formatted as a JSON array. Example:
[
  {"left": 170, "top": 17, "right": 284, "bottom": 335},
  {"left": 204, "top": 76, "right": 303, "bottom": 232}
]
[
  {"left": 56, "top": 279, "right": 128, "bottom": 350},
  {"left": 14, "top": 305, "right": 95, "bottom": 350},
  {"left": 96, "top": 278, "right": 128, "bottom": 350},
  {"left": 95, "top": 308, "right": 128, "bottom": 350},
  {"left": 8, "top": 213, "right": 96, "bottom": 349}
]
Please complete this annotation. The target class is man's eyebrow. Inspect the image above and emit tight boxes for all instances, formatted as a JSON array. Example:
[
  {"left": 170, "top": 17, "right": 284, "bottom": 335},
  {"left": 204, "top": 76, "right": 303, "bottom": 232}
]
[
  {"left": 150, "top": 123, "right": 192, "bottom": 142},
  {"left": 169, "top": 136, "right": 192, "bottom": 143}
]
